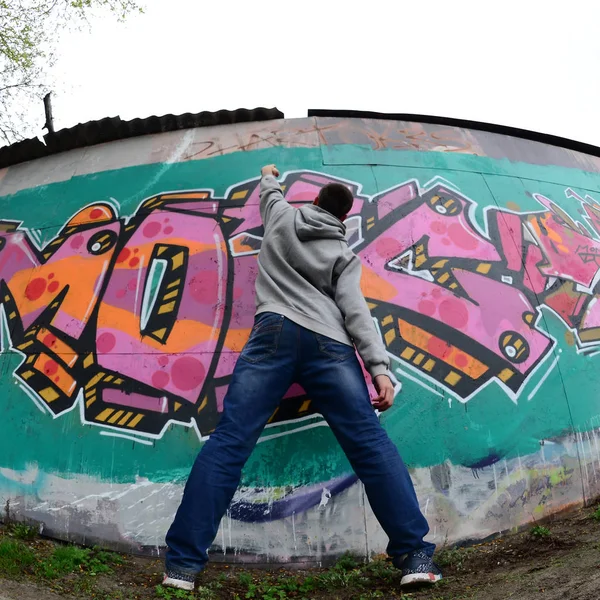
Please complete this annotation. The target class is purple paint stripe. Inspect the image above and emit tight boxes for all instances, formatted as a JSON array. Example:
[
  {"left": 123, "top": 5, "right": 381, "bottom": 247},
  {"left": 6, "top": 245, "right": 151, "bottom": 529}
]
[
  {"left": 102, "top": 388, "right": 167, "bottom": 413},
  {"left": 228, "top": 474, "right": 358, "bottom": 523}
]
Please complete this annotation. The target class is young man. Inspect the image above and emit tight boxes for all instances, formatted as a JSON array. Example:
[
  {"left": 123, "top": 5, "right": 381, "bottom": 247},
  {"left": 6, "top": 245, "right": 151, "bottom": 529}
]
[{"left": 163, "top": 164, "right": 441, "bottom": 590}]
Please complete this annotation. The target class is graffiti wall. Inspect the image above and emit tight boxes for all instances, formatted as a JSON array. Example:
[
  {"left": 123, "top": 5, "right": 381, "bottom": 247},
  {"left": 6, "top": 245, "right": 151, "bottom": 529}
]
[{"left": 1, "top": 116, "right": 600, "bottom": 561}]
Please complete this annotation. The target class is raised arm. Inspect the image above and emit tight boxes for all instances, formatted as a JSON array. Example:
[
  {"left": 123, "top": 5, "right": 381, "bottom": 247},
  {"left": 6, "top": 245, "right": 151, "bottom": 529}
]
[
  {"left": 259, "top": 164, "right": 292, "bottom": 226},
  {"left": 334, "top": 253, "right": 396, "bottom": 410}
]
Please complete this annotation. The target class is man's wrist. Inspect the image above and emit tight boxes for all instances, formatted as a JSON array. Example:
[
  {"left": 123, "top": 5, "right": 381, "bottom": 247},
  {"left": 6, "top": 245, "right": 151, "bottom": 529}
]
[{"left": 370, "top": 364, "right": 391, "bottom": 380}]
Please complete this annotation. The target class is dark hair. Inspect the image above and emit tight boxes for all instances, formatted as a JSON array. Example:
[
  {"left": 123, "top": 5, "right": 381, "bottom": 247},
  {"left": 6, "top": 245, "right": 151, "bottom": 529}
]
[{"left": 317, "top": 183, "right": 354, "bottom": 220}]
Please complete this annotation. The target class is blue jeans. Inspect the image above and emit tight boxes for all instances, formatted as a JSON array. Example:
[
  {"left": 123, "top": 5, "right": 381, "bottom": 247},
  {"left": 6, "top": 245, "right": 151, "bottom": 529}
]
[{"left": 165, "top": 313, "right": 434, "bottom": 575}]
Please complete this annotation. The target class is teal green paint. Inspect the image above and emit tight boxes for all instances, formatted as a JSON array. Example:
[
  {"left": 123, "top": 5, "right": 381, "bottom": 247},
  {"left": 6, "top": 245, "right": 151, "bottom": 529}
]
[{"left": 0, "top": 146, "right": 600, "bottom": 489}]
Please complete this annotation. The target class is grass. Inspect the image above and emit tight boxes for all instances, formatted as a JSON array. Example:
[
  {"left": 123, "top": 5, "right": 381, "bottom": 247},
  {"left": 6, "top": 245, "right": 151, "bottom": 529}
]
[
  {"left": 38, "top": 544, "right": 123, "bottom": 579},
  {"left": 221, "top": 553, "right": 398, "bottom": 599},
  {"left": 8, "top": 522, "right": 38, "bottom": 540},
  {"left": 2, "top": 504, "right": 598, "bottom": 600},
  {"left": 0, "top": 539, "right": 36, "bottom": 576},
  {"left": 530, "top": 525, "right": 552, "bottom": 538},
  {"left": 155, "top": 585, "right": 199, "bottom": 599},
  {"left": 436, "top": 546, "right": 475, "bottom": 570}
]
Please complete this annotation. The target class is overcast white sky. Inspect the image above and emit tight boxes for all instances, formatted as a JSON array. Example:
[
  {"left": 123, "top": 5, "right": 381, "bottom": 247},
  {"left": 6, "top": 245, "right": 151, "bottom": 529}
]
[{"left": 50, "top": 0, "right": 600, "bottom": 146}]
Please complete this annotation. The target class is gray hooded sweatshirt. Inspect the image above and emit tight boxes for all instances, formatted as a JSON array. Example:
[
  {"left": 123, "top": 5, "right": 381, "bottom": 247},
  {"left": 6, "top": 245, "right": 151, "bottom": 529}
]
[{"left": 255, "top": 175, "right": 390, "bottom": 380}]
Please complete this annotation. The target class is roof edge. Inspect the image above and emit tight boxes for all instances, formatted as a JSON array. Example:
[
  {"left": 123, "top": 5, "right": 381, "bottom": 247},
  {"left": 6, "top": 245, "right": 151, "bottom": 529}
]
[
  {"left": 0, "top": 107, "right": 284, "bottom": 169},
  {"left": 308, "top": 109, "right": 600, "bottom": 159}
]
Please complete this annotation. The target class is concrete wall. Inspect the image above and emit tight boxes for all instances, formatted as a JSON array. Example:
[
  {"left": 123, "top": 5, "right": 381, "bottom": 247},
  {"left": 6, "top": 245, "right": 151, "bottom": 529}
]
[{"left": 1, "top": 116, "right": 600, "bottom": 563}]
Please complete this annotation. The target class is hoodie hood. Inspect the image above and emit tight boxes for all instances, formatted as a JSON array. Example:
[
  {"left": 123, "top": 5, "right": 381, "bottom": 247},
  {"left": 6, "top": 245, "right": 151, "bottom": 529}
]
[{"left": 294, "top": 204, "right": 346, "bottom": 242}]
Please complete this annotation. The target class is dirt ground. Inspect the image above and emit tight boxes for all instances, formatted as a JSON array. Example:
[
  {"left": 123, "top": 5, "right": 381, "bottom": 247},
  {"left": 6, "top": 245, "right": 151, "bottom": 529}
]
[{"left": 2, "top": 504, "right": 600, "bottom": 599}]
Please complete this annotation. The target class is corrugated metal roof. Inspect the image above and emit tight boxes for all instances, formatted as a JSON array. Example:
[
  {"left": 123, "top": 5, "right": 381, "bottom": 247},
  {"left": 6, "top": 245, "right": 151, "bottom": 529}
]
[{"left": 0, "top": 107, "right": 284, "bottom": 169}]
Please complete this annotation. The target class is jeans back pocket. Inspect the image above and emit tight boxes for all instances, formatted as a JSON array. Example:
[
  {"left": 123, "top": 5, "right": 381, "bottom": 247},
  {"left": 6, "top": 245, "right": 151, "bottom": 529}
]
[
  {"left": 241, "top": 313, "right": 284, "bottom": 364},
  {"left": 314, "top": 333, "right": 355, "bottom": 361}
]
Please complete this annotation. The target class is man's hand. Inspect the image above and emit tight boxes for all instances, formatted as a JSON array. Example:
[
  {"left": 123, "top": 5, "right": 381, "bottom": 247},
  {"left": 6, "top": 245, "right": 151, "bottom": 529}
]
[
  {"left": 372, "top": 374, "right": 395, "bottom": 411},
  {"left": 261, "top": 164, "right": 280, "bottom": 178}
]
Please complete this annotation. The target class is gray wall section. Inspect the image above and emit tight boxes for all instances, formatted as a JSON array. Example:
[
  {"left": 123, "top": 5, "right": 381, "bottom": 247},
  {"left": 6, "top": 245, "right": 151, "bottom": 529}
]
[{"left": 8, "top": 430, "right": 598, "bottom": 563}]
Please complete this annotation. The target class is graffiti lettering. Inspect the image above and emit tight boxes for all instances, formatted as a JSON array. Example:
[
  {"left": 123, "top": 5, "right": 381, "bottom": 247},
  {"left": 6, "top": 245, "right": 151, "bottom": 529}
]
[{"left": 2, "top": 172, "right": 600, "bottom": 438}]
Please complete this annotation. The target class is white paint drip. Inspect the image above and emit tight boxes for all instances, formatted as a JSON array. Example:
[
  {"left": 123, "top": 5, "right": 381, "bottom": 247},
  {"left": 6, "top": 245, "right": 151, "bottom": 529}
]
[
  {"left": 492, "top": 462, "right": 498, "bottom": 495},
  {"left": 227, "top": 512, "right": 232, "bottom": 549},
  {"left": 593, "top": 430, "right": 600, "bottom": 473},
  {"left": 587, "top": 431, "right": 597, "bottom": 484},
  {"left": 518, "top": 453, "right": 523, "bottom": 474},
  {"left": 292, "top": 512, "right": 297, "bottom": 551},
  {"left": 578, "top": 432, "right": 591, "bottom": 492}
]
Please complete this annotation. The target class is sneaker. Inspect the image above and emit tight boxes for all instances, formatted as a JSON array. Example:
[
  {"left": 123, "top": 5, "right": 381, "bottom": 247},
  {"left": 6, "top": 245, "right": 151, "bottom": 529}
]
[
  {"left": 395, "top": 550, "right": 442, "bottom": 587},
  {"left": 162, "top": 569, "right": 195, "bottom": 591}
]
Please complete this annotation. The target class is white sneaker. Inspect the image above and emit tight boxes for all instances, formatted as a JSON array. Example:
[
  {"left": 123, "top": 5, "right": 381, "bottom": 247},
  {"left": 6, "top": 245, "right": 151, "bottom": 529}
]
[{"left": 163, "top": 571, "right": 195, "bottom": 591}]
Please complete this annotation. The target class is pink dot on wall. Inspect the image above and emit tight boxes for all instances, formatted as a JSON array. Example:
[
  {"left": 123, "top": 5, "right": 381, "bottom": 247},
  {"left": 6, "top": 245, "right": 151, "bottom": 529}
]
[
  {"left": 158, "top": 355, "right": 169, "bottom": 367},
  {"left": 164, "top": 226, "right": 174, "bottom": 235},
  {"left": 70, "top": 235, "right": 84, "bottom": 250},
  {"left": 431, "top": 221, "right": 447, "bottom": 235},
  {"left": 116, "top": 289, "right": 126, "bottom": 299},
  {"left": 375, "top": 237, "right": 403, "bottom": 259},
  {"left": 447, "top": 223, "right": 479, "bottom": 250},
  {"left": 127, "top": 278, "right": 137, "bottom": 291},
  {"left": 439, "top": 299, "right": 469, "bottom": 329},
  {"left": 25, "top": 278, "right": 46, "bottom": 301},
  {"left": 418, "top": 300, "right": 436, "bottom": 317},
  {"left": 171, "top": 356, "right": 205, "bottom": 391},
  {"left": 97, "top": 332, "right": 116, "bottom": 353},
  {"left": 189, "top": 272, "right": 219, "bottom": 304},
  {"left": 143, "top": 222, "right": 161, "bottom": 238},
  {"left": 152, "top": 371, "right": 170, "bottom": 389}
]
